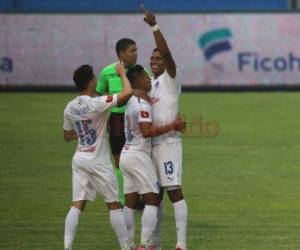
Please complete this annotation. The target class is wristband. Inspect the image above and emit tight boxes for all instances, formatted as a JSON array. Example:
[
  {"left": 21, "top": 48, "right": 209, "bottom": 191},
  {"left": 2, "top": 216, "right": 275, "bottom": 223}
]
[{"left": 151, "top": 24, "right": 159, "bottom": 32}]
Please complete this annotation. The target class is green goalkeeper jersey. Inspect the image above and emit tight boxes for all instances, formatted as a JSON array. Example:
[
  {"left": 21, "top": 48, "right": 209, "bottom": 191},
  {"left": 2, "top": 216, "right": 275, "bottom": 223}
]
[{"left": 96, "top": 63, "right": 150, "bottom": 113}]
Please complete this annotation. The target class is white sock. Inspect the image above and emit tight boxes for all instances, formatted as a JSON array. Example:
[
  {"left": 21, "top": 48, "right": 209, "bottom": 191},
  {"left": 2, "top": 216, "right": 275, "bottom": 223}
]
[
  {"left": 173, "top": 199, "right": 188, "bottom": 249},
  {"left": 110, "top": 209, "right": 129, "bottom": 249},
  {"left": 151, "top": 201, "right": 163, "bottom": 248},
  {"left": 141, "top": 205, "right": 158, "bottom": 246},
  {"left": 123, "top": 206, "right": 136, "bottom": 247},
  {"left": 64, "top": 206, "right": 81, "bottom": 249}
]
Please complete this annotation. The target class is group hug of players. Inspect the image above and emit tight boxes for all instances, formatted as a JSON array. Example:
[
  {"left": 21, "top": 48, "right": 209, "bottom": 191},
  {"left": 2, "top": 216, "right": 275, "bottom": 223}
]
[{"left": 63, "top": 7, "right": 188, "bottom": 250}]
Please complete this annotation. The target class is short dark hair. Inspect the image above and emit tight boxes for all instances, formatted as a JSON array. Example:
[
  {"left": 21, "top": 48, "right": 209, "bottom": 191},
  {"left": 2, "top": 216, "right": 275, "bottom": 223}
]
[
  {"left": 153, "top": 48, "right": 159, "bottom": 52},
  {"left": 73, "top": 65, "right": 94, "bottom": 91},
  {"left": 126, "top": 64, "right": 145, "bottom": 88},
  {"left": 116, "top": 38, "right": 136, "bottom": 56}
]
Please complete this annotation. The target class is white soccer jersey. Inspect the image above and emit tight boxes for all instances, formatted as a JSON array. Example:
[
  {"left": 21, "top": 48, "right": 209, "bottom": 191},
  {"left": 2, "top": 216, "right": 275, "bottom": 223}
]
[
  {"left": 63, "top": 94, "right": 117, "bottom": 163},
  {"left": 123, "top": 96, "right": 152, "bottom": 153},
  {"left": 149, "top": 70, "right": 181, "bottom": 145}
]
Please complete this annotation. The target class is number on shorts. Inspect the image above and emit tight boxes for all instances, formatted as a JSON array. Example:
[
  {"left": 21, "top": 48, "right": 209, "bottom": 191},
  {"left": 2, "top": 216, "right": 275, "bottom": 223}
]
[
  {"left": 164, "top": 161, "right": 174, "bottom": 175},
  {"left": 75, "top": 120, "right": 96, "bottom": 145}
]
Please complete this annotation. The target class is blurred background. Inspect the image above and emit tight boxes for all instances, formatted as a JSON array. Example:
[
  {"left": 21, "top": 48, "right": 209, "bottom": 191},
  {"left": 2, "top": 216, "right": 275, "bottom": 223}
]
[{"left": 2, "top": 0, "right": 300, "bottom": 90}]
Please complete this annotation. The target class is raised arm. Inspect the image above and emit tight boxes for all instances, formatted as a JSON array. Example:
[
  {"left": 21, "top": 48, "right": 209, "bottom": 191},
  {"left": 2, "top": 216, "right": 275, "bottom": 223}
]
[
  {"left": 142, "top": 5, "right": 176, "bottom": 78},
  {"left": 115, "top": 61, "right": 133, "bottom": 106}
]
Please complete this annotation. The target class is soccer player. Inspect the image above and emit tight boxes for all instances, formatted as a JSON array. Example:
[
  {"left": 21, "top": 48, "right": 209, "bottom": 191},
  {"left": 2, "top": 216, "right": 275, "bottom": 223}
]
[
  {"left": 96, "top": 38, "right": 137, "bottom": 206},
  {"left": 142, "top": 7, "right": 188, "bottom": 250},
  {"left": 63, "top": 63, "right": 132, "bottom": 250},
  {"left": 119, "top": 65, "right": 186, "bottom": 250}
]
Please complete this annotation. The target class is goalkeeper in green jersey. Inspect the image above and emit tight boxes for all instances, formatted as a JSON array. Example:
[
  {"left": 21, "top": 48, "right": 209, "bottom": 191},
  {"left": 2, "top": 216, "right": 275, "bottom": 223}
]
[{"left": 96, "top": 38, "right": 137, "bottom": 206}]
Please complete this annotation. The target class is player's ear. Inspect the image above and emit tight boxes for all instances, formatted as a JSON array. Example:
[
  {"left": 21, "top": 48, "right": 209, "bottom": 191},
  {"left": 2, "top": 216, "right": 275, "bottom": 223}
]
[{"left": 119, "top": 51, "right": 125, "bottom": 60}]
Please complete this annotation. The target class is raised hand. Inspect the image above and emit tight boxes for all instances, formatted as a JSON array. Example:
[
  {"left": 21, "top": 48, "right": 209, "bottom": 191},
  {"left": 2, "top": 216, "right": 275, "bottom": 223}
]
[
  {"left": 141, "top": 3, "right": 156, "bottom": 26},
  {"left": 115, "top": 61, "right": 126, "bottom": 77}
]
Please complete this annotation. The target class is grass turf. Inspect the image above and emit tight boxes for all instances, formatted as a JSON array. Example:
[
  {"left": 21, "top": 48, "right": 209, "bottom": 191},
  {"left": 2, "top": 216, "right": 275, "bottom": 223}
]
[{"left": 1, "top": 92, "right": 300, "bottom": 249}]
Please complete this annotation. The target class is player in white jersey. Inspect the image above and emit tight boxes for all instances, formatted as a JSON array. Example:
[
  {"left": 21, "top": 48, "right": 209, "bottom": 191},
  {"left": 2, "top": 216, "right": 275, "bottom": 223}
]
[
  {"left": 63, "top": 63, "right": 133, "bottom": 250},
  {"left": 120, "top": 65, "right": 185, "bottom": 250},
  {"left": 119, "top": 65, "right": 186, "bottom": 250},
  {"left": 142, "top": 7, "right": 188, "bottom": 250}
]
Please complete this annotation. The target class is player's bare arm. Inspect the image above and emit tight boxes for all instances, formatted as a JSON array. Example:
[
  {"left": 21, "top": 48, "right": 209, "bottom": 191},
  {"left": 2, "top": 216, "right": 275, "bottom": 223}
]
[
  {"left": 115, "top": 61, "right": 133, "bottom": 106},
  {"left": 142, "top": 5, "right": 176, "bottom": 78},
  {"left": 63, "top": 130, "right": 78, "bottom": 142},
  {"left": 140, "top": 116, "right": 186, "bottom": 138}
]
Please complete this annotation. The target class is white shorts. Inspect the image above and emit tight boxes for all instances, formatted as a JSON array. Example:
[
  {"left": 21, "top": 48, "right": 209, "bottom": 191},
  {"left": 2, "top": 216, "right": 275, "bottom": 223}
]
[
  {"left": 72, "top": 157, "right": 118, "bottom": 203},
  {"left": 119, "top": 150, "right": 159, "bottom": 195},
  {"left": 152, "top": 142, "right": 182, "bottom": 187}
]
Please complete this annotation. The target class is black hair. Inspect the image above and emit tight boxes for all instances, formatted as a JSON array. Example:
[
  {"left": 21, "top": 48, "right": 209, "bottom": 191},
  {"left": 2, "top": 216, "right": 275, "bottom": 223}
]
[
  {"left": 126, "top": 64, "right": 145, "bottom": 88},
  {"left": 73, "top": 65, "right": 94, "bottom": 91},
  {"left": 153, "top": 48, "right": 159, "bottom": 52},
  {"left": 116, "top": 38, "right": 136, "bottom": 56}
]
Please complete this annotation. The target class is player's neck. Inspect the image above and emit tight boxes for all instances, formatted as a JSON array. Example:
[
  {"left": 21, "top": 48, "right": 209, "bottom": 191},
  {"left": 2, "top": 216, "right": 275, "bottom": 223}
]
[
  {"left": 153, "top": 72, "right": 162, "bottom": 79},
  {"left": 134, "top": 89, "right": 149, "bottom": 101},
  {"left": 123, "top": 61, "right": 133, "bottom": 68},
  {"left": 80, "top": 89, "right": 93, "bottom": 97}
]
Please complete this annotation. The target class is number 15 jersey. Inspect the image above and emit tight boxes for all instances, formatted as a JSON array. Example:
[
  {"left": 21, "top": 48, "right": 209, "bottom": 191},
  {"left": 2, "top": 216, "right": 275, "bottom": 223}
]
[{"left": 63, "top": 94, "right": 117, "bottom": 163}]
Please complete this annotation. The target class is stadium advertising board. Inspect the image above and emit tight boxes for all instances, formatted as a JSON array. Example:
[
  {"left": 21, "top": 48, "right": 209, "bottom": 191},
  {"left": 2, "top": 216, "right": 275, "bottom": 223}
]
[{"left": 1, "top": 14, "right": 300, "bottom": 87}]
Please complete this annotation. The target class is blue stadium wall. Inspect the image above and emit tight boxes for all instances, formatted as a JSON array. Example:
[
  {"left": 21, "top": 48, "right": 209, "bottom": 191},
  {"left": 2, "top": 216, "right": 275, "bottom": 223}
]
[{"left": 0, "top": 0, "right": 290, "bottom": 12}]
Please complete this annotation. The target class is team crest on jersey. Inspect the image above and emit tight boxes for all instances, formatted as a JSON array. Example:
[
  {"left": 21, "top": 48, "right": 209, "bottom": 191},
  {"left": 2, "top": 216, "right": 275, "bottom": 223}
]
[
  {"left": 141, "top": 110, "right": 149, "bottom": 118},
  {"left": 154, "top": 81, "right": 160, "bottom": 88},
  {"left": 106, "top": 95, "right": 113, "bottom": 103}
]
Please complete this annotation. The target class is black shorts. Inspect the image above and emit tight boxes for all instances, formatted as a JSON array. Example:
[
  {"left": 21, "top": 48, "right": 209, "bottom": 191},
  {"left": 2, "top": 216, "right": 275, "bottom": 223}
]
[{"left": 108, "top": 112, "right": 125, "bottom": 155}]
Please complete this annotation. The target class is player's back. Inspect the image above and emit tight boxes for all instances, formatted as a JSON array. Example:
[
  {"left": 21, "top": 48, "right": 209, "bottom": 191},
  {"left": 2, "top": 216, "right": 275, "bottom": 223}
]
[
  {"left": 123, "top": 96, "right": 152, "bottom": 154},
  {"left": 64, "top": 95, "right": 116, "bottom": 164}
]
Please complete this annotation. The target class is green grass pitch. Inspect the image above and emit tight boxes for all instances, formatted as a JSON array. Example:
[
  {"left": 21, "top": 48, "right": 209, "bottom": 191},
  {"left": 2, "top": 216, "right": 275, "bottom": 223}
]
[{"left": 1, "top": 92, "right": 300, "bottom": 249}]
